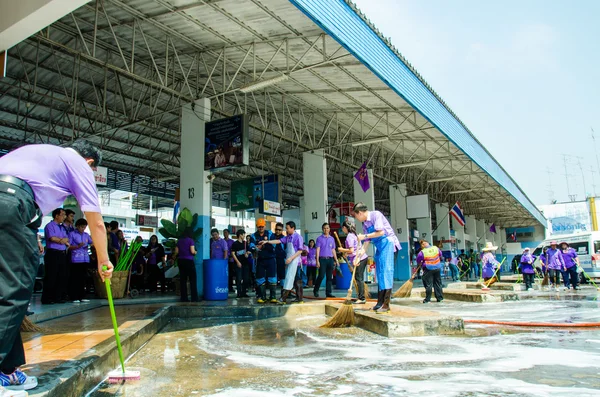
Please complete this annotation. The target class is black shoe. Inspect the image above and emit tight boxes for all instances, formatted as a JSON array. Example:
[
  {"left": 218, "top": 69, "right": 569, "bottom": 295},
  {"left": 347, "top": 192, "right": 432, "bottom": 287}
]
[
  {"left": 423, "top": 299, "right": 430, "bottom": 304},
  {"left": 26, "top": 311, "right": 35, "bottom": 316},
  {"left": 326, "top": 294, "right": 335, "bottom": 298},
  {"left": 436, "top": 299, "right": 444, "bottom": 303}
]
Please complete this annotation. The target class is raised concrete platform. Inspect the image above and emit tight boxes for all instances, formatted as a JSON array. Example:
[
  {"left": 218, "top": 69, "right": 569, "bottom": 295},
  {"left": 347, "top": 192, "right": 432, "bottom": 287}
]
[
  {"left": 324, "top": 304, "right": 464, "bottom": 337},
  {"left": 410, "top": 287, "right": 520, "bottom": 302},
  {"left": 447, "top": 282, "right": 526, "bottom": 291}
]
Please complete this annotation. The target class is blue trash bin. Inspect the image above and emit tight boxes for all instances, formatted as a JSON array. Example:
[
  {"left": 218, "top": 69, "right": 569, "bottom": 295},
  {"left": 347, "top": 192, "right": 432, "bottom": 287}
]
[
  {"left": 203, "top": 259, "right": 229, "bottom": 300},
  {"left": 335, "top": 262, "right": 352, "bottom": 290}
]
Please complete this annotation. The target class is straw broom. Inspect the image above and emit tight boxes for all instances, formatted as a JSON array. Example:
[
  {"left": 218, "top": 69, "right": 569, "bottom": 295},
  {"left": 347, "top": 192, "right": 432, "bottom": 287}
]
[
  {"left": 333, "top": 231, "right": 370, "bottom": 299},
  {"left": 21, "top": 316, "right": 44, "bottom": 332},
  {"left": 393, "top": 264, "right": 421, "bottom": 298},
  {"left": 320, "top": 243, "right": 362, "bottom": 328}
]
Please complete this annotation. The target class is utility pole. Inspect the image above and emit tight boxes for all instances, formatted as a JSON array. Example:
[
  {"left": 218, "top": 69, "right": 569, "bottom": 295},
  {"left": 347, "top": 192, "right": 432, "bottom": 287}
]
[
  {"left": 562, "top": 154, "right": 575, "bottom": 201},
  {"left": 577, "top": 157, "right": 588, "bottom": 199},
  {"left": 591, "top": 166, "right": 598, "bottom": 197},
  {"left": 592, "top": 127, "right": 600, "bottom": 178},
  {"left": 545, "top": 167, "right": 555, "bottom": 203}
]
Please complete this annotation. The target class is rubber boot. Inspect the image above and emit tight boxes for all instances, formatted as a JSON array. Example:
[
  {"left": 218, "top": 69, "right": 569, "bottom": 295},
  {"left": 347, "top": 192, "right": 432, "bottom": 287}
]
[
  {"left": 293, "top": 279, "right": 304, "bottom": 303},
  {"left": 269, "top": 283, "right": 278, "bottom": 303},
  {"left": 257, "top": 284, "right": 267, "bottom": 304},
  {"left": 278, "top": 289, "right": 291, "bottom": 305},
  {"left": 371, "top": 290, "right": 385, "bottom": 311},
  {"left": 376, "top": 289, "right": 391, "bottom": 314}
]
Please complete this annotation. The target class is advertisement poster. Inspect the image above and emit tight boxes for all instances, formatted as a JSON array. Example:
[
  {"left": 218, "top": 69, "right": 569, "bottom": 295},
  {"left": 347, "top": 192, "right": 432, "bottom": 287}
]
[
  {"left": 204, "top": 114, "right": 249, "bottom": 171},
  {"left": 230, "top": 175, "right": 280, "bottom": 212}
]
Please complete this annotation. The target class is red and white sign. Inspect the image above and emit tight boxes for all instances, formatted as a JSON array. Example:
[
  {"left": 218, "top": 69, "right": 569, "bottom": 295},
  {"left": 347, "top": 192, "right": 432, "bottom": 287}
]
[
  {"left": 93, "top": 166, "right": 108, "bottom": 186},
  {"left": 136, "top": 214, "right": 158, "bottom": 228},
  {"left": 329, "top": 202, "right": 354, "bottom": 231}
]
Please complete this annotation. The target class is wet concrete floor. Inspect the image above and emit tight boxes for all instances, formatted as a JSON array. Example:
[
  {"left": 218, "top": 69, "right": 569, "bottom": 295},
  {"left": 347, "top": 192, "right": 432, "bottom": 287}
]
[{"left": 88, "top": 295, "right": 600, "bottom": 397}]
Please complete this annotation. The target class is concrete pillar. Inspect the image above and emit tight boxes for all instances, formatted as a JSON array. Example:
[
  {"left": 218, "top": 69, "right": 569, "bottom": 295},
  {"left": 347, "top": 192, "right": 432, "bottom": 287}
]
[
  {"left": 0, "top": 0, "right": 91, "bottom": 52},
  {"left": 465, "top": 215, "right": 477, "bottom": 250},
  {"left": 180, "top": 98, "right": 211, "bottom": 297},
  {"left": 416, "top": 217, "right": 432, "bottom": 244},
  {"left": 453, "top": 217, "right": 465, "bottom": 253},
  {"left": 434, "top": 203, "right": 451, "bottom": 254},
  {"left": 303, "top": 150, "right": 328, "bottom": 242},
  {"left": 354, "top": 167, "right": 375, "bottom": 256},
  {"left": 485, "top": 223, "right": 494, "bottom": 244},
  {"left": 476, "top": 219, "right": 486, "bottom": 251},
  {"left": 390, "top": 184, "right": 410, "bottom": 280}
]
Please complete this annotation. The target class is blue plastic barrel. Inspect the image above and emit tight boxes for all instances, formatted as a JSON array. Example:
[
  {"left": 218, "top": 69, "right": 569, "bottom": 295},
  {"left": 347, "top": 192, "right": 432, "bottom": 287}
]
[
  {"left": 335, "top": 262, "right": 352, "bottom": 290},
  {"left": 203, "top": 259, "right": 229, "bottom": 300}
]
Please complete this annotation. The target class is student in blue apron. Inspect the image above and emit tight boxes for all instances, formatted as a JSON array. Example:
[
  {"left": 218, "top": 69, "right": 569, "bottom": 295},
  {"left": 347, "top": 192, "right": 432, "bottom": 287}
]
[
  {"left": 259, "top": 221, "right": 304, "bottom": 304},
  {"left": 353, "top": 202, "right": 401, "bottom": 314}
]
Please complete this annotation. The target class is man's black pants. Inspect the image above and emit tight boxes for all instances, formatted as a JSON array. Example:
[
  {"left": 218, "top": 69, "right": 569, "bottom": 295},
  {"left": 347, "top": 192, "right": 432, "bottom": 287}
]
[
  {"left": 178, "top": 259, "right": 198, "bottom": 302},
  {"left": 235, "top": 262, "right": 251, "bottom": 296},
  {"left": 0, "top": 180, "right": 41, "bottom": 371},
  {"left": 314, "top": 257, "right": 334, "bottom": 296},
  {"left": 422, "top": 268, "right": 444, "bottom": 302},
  {"left": 42, "top": 249, "right": 67, "bottom": 303}
]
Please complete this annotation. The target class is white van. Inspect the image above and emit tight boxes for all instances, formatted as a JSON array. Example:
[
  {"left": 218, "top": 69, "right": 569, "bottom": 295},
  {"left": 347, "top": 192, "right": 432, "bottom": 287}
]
[{"left": 532, "top": 232, "right": 600, "bottom": 280}]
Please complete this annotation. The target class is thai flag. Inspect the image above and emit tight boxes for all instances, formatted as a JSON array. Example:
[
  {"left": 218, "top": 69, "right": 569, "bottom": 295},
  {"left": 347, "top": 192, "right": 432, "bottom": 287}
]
[{"left": 450, "top": 202, "right": 465, "bottom": 227}]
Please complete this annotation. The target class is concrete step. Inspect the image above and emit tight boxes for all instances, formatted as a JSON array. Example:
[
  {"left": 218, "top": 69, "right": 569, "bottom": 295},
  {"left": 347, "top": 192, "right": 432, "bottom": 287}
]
[
  {"left": 409, "top": 287, "right": 520, "bottom": 302},
  {"left": 324, "top": 304, "right": 464, "bottom": 337},
  {"left": 447, "top": 282, "right": 525, "bottom": 291}
]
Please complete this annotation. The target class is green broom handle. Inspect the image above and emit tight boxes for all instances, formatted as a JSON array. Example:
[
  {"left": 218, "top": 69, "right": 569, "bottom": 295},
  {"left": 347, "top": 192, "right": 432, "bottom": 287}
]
[
  {"left": 485, "top": 257, "right": 506, "bottom": 286},
  {"left": 103, "top": 266, "right": 126, "bottom": 373}
]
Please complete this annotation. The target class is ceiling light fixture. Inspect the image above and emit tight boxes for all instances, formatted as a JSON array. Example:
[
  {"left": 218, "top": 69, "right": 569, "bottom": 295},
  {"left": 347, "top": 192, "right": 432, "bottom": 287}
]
[
  {"left": 351, "top": 137, "right": 389, "bottom": 147},
  {"left": 239, "top": 74, "right": 289, "bottom": 93},
  {"left": 427, "top": 176, "right": 454, "bottom": 183},
  {"left": 396, "top": 160, "right": 429, "bottom": 168},
  {"left": 448, "top": 189, "right": 473, "bottom": 194}
]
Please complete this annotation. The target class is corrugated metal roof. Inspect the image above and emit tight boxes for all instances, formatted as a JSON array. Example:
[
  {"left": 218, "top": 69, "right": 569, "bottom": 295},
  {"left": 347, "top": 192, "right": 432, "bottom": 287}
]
[{"left": 289, "top": 0, "right": 545, "bottom": 226}]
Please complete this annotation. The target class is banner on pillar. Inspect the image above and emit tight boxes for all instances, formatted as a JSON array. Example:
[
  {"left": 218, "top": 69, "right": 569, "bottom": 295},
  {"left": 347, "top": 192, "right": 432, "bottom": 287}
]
[
  {"left": 230, "top": 174, "right": 280, "bottom": 212},
  {"left": 204, "top": 114, "right": 249, "bottom": 170},
  {"left": 92, "top": 166, "right": 108, "bottom": 186},
  {"left": 407, "top": 195, "right": 430, "bottom": 219},
  {"left": 354, "top": 162, "right": 370, "bottom": 192}
]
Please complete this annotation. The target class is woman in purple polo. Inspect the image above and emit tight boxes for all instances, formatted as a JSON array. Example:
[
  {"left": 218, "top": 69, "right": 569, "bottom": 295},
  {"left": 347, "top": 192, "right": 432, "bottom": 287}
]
[
  {"left": 305, "top": 240, "right": 317, "bottom": 287},
  {"left": 519, "top": 247, "right": 536, "bottom": 291},
  {"left": 559, "top": 241, "right": 580, "bottom": 290},
  {"left": 546, "top": 241, "right": 565, "bottom": 292},
  {"left": 68, "top": 218, "right": 93, "bottom": 302}
]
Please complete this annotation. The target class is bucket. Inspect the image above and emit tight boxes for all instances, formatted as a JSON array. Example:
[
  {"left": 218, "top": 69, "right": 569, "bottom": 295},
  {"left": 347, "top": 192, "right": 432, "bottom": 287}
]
[
  {"left": 94, "top": 270, "right": 129, "bottom": 299},
  {"left": 335, "top": 262, "right": 352, "bottom": 290},
  {"left": 203, "top": 259, "right": 229, "bottom": 300}
]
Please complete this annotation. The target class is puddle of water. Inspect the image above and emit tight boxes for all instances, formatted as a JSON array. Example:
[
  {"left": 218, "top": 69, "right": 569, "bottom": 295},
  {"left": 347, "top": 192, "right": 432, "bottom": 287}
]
[{"left": 88, "top": 299, "right": 600, "bottom": 397}]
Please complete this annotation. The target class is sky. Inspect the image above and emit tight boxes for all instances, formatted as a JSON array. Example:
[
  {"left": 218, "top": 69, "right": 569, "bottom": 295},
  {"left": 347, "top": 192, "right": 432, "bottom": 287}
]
[{"left": 353, "top": 0, "right": 600, "bottom": 206}]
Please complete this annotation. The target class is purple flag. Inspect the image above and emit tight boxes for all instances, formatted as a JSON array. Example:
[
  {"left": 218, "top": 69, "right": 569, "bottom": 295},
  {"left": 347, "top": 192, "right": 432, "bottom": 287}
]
[
  {"left": 489, "top": 223, "right": 497, "bottom": 234},
  {"left": 354, "top": 162, "right": 370, "bottom": 193}
]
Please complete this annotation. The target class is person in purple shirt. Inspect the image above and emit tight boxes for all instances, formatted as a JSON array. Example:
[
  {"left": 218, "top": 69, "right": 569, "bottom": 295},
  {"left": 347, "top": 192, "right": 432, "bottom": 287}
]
[
  {"left": 146, "top": 235, "right": 167, "bottom": 293},
  {"left": 546, "top": 241, "right": 565, "bottom": 292},
  {"left": 354, "top": 202, "right": 401, "bottom": 313},
  {"left": 337, "top": 220, "right": 369, "bottom": 304},
  {"left": 313, "top": 223, "right": 339, "bottom": 298},
  {"left": 109, "top": 221, "right": 121, "bottom": 263},
  {"left": 173, "top": 229, "right": 198, "bottom": 302},
  {"left": 305, "top": 240, "right": 317, "bottom": 287},
  {"left": 260, "top": 221, "right": 305, "bottom": 304},
  {"left": 560, "top": 241, "right": 580, "bottom": 291},
  {"left": 42, "top": 208, "right": 70, "bottom": 305},
  {"left": 0, "top": 140, "right": 113, "bottom": 392},
  {"left": 223, "top": 229, "right": 235, "bottom": 293},
  {"left": 520, "top": 247, "right": 536, "bottom": 291},
  {"left": 68, "top": 218, "right": 93, "bottom": 303},
  {"left": 210, "top": 228, "right": 229, "bottom": 260}
]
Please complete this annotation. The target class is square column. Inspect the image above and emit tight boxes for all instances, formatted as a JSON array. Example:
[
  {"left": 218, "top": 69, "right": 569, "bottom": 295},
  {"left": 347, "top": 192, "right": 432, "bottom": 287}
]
[
  {"left": 390, "top": 184, "right": 410, "bottom": 280},
  {"left": 485, "top": 223, "right": 494, "bottom": 244},
  {"left": 434, "top": 203, "right": 451, "bottom": 255},
  {"left": 180, "top": 98, "right": 211, "bottom": 298},
  {"left": 453, "top": 217, "right": 466, "bottom": 253},
  {"left": 476, "top": 219, "right": 486, "bottom": 251},
  {"left": 303, "top": 150, "right": 328, "bottom": 242},
  {"left": 416, "top": 218, "right": 432, "bottom": 244},
  {"left": 465, "top": 215, "right": 477, "bottom": 250}
]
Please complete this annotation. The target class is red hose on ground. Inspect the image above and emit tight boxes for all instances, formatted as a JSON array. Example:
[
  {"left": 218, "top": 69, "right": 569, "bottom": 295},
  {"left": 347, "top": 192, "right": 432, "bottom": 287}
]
[{"left": 465, "top": 319, "right": 600, "bottom": 328}]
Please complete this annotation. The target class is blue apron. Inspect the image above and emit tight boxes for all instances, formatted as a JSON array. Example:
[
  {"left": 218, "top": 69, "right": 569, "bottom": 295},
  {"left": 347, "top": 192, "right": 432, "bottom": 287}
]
[{"left": 365, "top": 224, "right": 395, "bottom": 290}]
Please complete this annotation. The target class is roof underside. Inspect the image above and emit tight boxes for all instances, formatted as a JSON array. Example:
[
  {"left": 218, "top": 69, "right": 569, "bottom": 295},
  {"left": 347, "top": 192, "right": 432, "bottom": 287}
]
[{"left": 0, "top": 0, "right": 544, "bottom": 227}]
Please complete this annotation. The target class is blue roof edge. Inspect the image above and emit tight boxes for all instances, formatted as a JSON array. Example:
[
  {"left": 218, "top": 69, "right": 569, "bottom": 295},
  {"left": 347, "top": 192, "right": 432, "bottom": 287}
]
[{"left": 288, "top": 0, "right": 546, "bottom": 227}]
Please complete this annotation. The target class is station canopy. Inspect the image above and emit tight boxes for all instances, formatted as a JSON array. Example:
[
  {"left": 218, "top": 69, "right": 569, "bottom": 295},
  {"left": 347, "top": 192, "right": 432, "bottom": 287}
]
[{"left": 0, "top": 0, "right": 545, "bottom": 228}]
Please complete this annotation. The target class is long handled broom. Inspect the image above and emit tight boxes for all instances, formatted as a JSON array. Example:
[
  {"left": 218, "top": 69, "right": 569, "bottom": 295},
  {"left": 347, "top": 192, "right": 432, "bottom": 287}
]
[
  {"left": 333, "top": 231, "right": 370, "bottom": 300},
  {"left": 103, "top": 266, "right": 141, "bottom": 383},
  {"left": 320, "top": 244, "right": 362, "bottom": 328},
  {"left": 393, "top": 264, "right": 422, "bottom": 298}
]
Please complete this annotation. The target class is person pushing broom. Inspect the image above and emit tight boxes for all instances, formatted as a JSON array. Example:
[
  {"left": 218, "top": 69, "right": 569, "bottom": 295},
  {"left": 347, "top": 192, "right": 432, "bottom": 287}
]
[
  {"left": 0, "top": 140, "right": 114, "bottom": 394},
  {"left": 353, "top": 202, "right": 400, "bottom": 314}
]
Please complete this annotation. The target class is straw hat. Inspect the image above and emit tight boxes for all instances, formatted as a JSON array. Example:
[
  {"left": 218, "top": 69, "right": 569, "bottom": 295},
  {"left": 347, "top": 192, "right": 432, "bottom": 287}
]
[
  {"left": 482, "top": 242, "right": 498, "bottom": 251},
  {"left": 559, "top": 241, "right": 569, "bottom": 247}
]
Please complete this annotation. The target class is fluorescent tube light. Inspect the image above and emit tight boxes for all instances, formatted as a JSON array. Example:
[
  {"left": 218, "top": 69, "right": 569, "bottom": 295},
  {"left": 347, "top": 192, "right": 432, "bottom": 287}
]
[
  {"left": 427, "top": 176, "right": 454, "bottom": 183},
  {"left": 239, "top": 74, "right": 289, "bottom": 93},
  {"left": 396, "top": 160, "right": 429, "bottom": 168},
  {"left": 449, "top": 189, "right": 473, "bottom": 194},
  {"left": 351, "top": 137, "right": 389, "bottom": 147}
]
